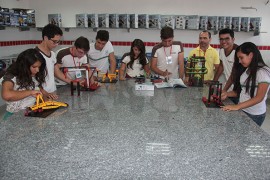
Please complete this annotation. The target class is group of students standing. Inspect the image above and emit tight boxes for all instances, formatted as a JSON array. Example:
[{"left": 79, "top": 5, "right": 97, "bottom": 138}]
[{"left": 1, "top": 24, "right": 270, "bottom": 127}]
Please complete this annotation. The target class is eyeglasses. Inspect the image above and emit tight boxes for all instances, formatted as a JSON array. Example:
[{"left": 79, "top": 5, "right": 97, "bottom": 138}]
[
  {"left": 219, "top": 37, "right": 231, "bottom": 42},
  {"left": 49, "top": 39, "right": 61, "bottom": 44}
]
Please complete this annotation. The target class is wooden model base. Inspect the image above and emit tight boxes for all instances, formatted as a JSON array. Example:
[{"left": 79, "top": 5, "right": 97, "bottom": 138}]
[
  {"left": 24, "top": 108, "right": 58, "bottom": 118},
  {"left": 189, "top": 77, "right": 203, "bottom": 87},
  {"left": 202, "top": 97, "right": 224, "bottom": 108},
  {"left": 98, "top": 79, "right": 118, "bottom": 83}
]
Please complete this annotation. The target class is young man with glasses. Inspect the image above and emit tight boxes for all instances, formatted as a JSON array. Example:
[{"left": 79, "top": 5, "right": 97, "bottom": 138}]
[
  {"left": 213, "top": 28, "right": 238, "bottom": 103},
  {"left": 36, "top": 23, "right": 63, "bottom": 99},
  {"left": 54, "top": 36, "right": 95, "bottom": 86}
]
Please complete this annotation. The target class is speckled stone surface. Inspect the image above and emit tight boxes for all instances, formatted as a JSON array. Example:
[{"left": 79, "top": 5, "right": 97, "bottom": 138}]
[{"left": 1, "top": 80, "right": 270, "bottom": 179}]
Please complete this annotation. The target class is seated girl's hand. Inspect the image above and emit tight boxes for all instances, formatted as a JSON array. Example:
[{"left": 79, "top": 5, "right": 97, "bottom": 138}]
[
  {"left": 47, "top": 93, "right": 58, "bottom": 100},
  {"left": 31, "top": 90, "right": 41, "bottom": 97},
  {"left": 119, "top": 76, "right": 126, "bottom": 81}
]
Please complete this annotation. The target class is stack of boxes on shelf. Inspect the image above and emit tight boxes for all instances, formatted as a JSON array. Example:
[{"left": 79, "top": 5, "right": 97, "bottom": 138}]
[
  {"left": 0, "top": 5, "right": 262, "bottom": 33},
  {"left": 0, "top": 7, "right": 36, "bottom": 28},
  {"left": 48, "top": 14, "right": 61, "bottom": 27},
  {"left": 47, "top": 13, "right": 262, "bottom": 34}
]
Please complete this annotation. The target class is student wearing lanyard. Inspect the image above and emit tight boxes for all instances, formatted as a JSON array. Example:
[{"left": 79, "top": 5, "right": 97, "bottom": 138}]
[
  {"left": 151, "top": 26, "right": 185, "bottom": 80},
  {"left": 54, "top": 36, "right": 94, "bottom": 86},
  {"left": 186, "top": 31, "right": 220, "bottom": 84}
]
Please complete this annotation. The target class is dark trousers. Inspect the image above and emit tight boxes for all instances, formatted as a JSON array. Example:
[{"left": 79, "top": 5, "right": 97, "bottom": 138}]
[{"left": 244, "top": 111, "right": 266, "bottom": 127}]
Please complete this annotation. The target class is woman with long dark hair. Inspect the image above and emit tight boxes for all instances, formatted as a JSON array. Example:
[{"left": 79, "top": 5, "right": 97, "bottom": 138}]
[
  {"left": 1, "top": 48, "right": 48, "bottom": 114},
  {"left": 119, "top": 39, "right": 150, "bottom": 80},
  {"left": 221, "top": 42, "right": 270, "bottom": 126}
]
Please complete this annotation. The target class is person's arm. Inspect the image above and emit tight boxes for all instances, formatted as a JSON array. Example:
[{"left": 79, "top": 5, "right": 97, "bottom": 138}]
[
  {"left": 150, "top": 57, "right": 170, "bottom": 77},
  {"left": 204, "top": 63, "right": 220, "bottom": 84},
  {"left": 2, "top": 81, "right": 40, "bottom": 101},
  {"left": 221, "top": 89, "right": 237, "bottom": 100},
  {"left": 178, "top": 52, "right": 184, "bottom": 79},
  {"left": 80, "top": 63, "right": 95, "bottom": 85},
  {"left": 109, "top": 52, "right": 116, "bottom": 74},
  {"left": 39, "top": 87, "right": 58, "bottom": 100},
  {"left": 213, "top": 61, "right": 224, "bottom": 81},
  {"left": 119, "top": 63, "right": 126, "bottom": 80},
  {"left": 184, "top": 52, "right": 193, "bottom": 84},
  {"left": 214, "top": 63, "right": 220, "bottom": 75},
  {"left": 223, "top": 74, "right": 233, "bottom": 92},
  {"left": 54, "top": 63, "right": 72, "bottom": 84},
  {"left": 221, "top": 83, "right": 269, "bottom": 111},
  {"left": 143, "top": 63, "right": 151, "bottom": 76}
]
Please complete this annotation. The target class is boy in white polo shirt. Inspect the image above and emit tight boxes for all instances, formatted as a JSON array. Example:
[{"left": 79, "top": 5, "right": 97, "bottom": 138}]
[
  {"left": 88, "top": 30, "right": 117, "bottom": 75},
  {"left": 54, "top": 36, "right": 95, "bottom": 86}
]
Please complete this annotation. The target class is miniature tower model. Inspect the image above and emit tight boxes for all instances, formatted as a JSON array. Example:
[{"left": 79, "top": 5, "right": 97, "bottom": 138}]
[
  {"left": 202, "top": 81, "right": 224, "bottom": 108},
  {"left": 186, "top": 54, "right": 207, "bottom": 87}
]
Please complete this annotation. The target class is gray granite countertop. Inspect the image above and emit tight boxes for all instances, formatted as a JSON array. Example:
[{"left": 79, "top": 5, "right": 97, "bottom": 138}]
[{"left": 1, "top": 80, "right": 270, "bottom": 180}]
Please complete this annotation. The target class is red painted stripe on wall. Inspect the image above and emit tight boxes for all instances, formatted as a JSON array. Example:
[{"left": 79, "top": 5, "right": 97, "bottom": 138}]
[{"left": 0, "top": 40, "right": 269, "bottom": 50}]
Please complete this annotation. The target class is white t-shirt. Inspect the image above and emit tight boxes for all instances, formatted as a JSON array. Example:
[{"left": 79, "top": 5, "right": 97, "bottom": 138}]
[
  {"left": 122, "top": 54, "right": 149, "bottom": 77},
  {"left": 88, "top": 41, "right": 114, "bottom": 73},
  {"left": 240, "top": 66, "right": 270, "bottom": 115},
  {"left": 219, "top": 47, "right": 236, "bottom": 81},
  {"left": 219, "top": 45, "right": 237, "bottom": 91},
  {"left": 2, "top": 74, "right": 38, "bottom": 113},
  {"left": 152, "top": 41, "right": 184, "bottom": 79},
  {"left": 36, "top": 47, "right": 57, "bottom": 93}
]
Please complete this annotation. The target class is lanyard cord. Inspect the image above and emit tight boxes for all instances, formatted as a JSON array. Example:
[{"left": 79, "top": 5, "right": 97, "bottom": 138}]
[
  {"left": 163, "top": 46, "right": 172, "bottom": 57},
  {"left": 71, "top": 48, "right": 80, "bottom": 68}
]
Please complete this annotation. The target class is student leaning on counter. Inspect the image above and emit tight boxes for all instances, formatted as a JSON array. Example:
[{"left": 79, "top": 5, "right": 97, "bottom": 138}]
[
  {"left": 35, "top": 23, "right": 63, "bottom": 99},
  {"left": 54, "top": 36, "right": 96, "bottom": 86},
  {"left": 221, "top": 42, "right": 270, "bottom": 126},
  {"left": 88, "top": 30, "right": 117, "bottom": 76},
  {"left": 1, "top": 49, "right": 47, "bottom": 119},
  {"left": 150, "top": 26, "right": 185, "bottom": 80},
  {"left": 119, "top": 39, "right": 150, "bottom": 80}
]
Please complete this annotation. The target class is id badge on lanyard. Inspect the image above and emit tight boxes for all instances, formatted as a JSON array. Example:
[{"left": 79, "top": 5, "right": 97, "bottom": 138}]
[
  {"left": 76, "top": 71, "right": 82, "bottom": 78},
  {"left": 164, "top": 46, "right": 173, "bottom": 65},
  {"left": 166, "top": 56, "right": 172, "bottom": 64},
  {"left": 73, "top": 54, "right": 82, "bottom": 78}
]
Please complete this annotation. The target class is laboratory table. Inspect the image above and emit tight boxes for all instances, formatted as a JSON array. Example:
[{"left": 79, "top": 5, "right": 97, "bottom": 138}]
[{"left": 1, "top": 80, "right": 270, "bottom": 179}]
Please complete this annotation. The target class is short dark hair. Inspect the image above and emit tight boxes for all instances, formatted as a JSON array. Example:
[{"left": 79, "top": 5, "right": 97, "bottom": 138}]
[
  {"left": 74, "top": 36, "right": 90, "bottom": 52},
  {"left": 160, "top": 26, "right": 174, "bottom": 39},
  {"left": 219, "top": 28, "right": 234, "bottom": 38},
  {"left": 201, "top": 30, "right": 211, "bottom": 38},
  {"left": 96, "top": 30, "right": 109, "bottom": 41},
  {"left": 42, "top": 24, "right": 63, "bottom": 40}
]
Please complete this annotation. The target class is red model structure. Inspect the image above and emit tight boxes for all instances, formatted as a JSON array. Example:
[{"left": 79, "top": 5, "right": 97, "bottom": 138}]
[
  {"left": 202, "top": 81, "right": 224, "bottom": 108},
  {"left": 62, "top": 66, "right": 99, "bottom": 96}
]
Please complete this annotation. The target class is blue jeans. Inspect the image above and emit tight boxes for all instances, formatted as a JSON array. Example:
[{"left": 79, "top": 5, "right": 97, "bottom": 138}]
[{"left": 243, "top": 111, "right": 266, "bottom": 127}]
